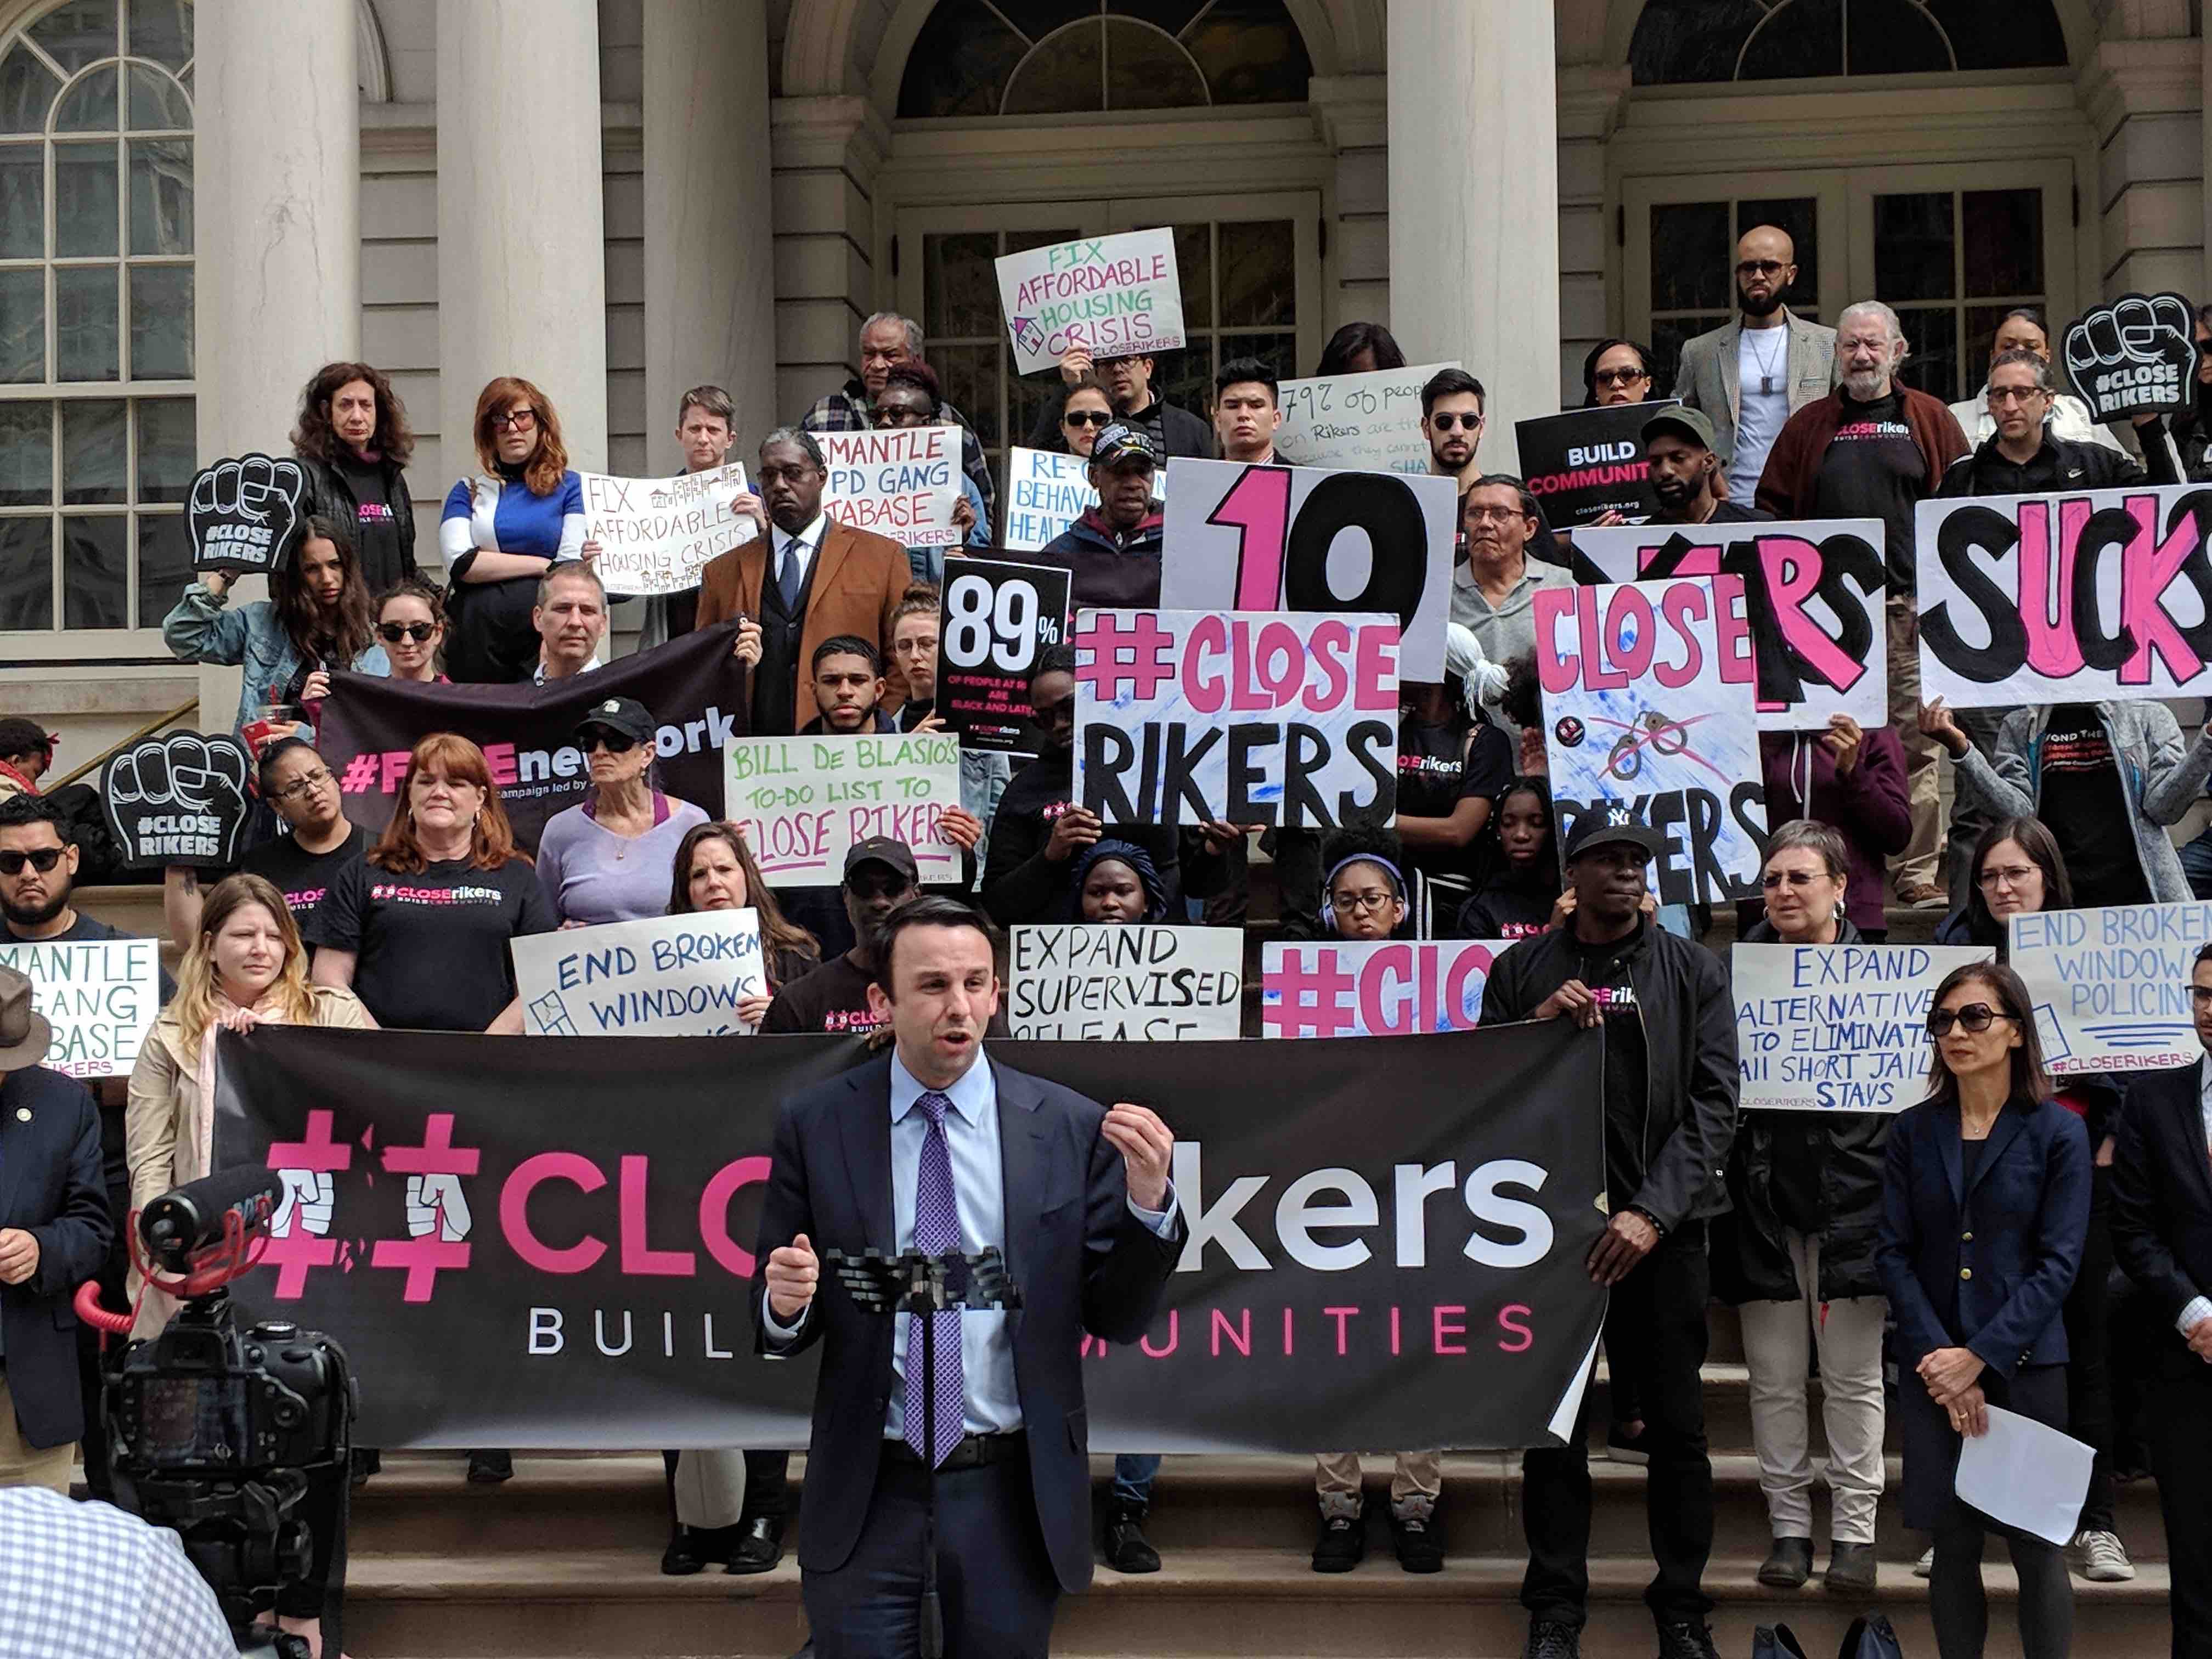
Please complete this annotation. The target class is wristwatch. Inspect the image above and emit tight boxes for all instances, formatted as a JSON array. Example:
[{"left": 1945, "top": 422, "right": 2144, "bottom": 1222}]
[{"left": 1628, "top": 1205, "right": 1667, "bottom": 1238}]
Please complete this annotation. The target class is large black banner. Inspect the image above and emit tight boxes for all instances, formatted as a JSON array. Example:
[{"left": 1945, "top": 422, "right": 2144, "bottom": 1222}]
[
  {"left": 316, "top": 622, "right": 747, "bottom": 853},
  {"left": 210, "top": 1022, "right": 1606, "bottom": 1453}
]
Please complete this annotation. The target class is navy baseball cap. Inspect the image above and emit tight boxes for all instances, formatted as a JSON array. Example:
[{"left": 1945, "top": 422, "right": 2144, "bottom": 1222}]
[{"left": 1563, "top": 803, "right": 1666, "bottom": 863}]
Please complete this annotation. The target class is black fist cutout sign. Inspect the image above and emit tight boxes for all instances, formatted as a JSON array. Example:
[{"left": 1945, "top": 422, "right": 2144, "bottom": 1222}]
[
  {"left": 101, "top": 730, "right": 252, "bottom": 869},
  {"left": 2062, "top": 292, "right": 2197, "bottom": 424},
  {"left": 188, "top": 453, "right": 310, "bottom": 575}
]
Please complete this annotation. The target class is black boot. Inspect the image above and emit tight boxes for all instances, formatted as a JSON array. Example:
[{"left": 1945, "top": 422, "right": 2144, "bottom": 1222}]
[
  {"left": 1103, "top": 1501, "right": 1161, "bottom": 1573},
  {"left": 1757, "top": 1535, "right": 1813, "bottom": 1588}
]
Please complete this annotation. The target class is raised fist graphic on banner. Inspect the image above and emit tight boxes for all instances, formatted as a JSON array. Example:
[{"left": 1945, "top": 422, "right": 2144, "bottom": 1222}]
[
  {"left": 188, "top": 452, "right": 309, "bottom": 576},
  {"left": 99, "top": 729, "right": 252, "bottom": 869},
  {"left": 405, "top": 1172, "right": 473, "bottom": 1242},
  {"left": 273, "top": 1169, "right": 336, "bottom": 1238},
  {"left": 2062, "top": 291, "right": 2197, "bottom": 423}
]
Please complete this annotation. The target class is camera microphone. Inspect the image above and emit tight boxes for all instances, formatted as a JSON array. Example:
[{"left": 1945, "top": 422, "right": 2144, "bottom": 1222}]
[{"left": 139, "top": 1165, "right": 282, "bottom": 1275}]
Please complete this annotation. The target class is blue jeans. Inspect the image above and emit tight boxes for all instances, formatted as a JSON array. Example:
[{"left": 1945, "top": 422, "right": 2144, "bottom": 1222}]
[{"left": 1111, "top": 1453, "right": 1159, "bottom": 1506}]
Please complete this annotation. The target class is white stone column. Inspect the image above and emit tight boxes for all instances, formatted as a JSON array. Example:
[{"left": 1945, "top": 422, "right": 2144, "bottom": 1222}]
[
  {"left": 644, "top": 0, "right": 777, "bottom": 458},
  {"left": 1386, "top": 5, "right": 1560, "bottom": 474},
  {"left": 437, "top": 0, "right": 608, "bottom": 484}
]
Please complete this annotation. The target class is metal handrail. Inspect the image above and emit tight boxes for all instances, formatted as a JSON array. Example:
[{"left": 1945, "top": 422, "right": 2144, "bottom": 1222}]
[{"left": 48, "top": 697, "right": 200, "bottom": 789}]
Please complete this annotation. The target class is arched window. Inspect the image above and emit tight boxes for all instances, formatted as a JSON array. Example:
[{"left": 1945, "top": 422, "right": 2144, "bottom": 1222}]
[
  {"left": 0, "top": 0, "right": 193, "bottom": 639},
  {"left": 899, "top": 0, "right": 1312, "bottom": 120},
  {"left": 1630, "top": 0, "right": 2067, "bottom": 86}
]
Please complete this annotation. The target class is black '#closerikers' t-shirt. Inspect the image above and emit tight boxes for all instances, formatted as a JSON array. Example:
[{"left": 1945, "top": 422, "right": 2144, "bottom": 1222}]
[
  {"left": 320, "top": 855, "right": 556, "bottom": 1031},
  {"left": 2038, "top": 704, "right": 2151, "bottom": 908},
  {"left": 1811, "top": 390, "right": 1927, "bottom": 589},
  {"left": 240, "top": 825, "right": 370, "bottom": 950},
  {"left": 1395, "top": 715, "right": 1513, "bottom": 883}
]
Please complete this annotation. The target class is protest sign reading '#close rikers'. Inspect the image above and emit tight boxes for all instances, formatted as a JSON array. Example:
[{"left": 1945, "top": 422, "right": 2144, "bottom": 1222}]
[
  {"left": 511, "top": 910, "right": 766, "bottom": 1038},
  {"left": 1074, "top": 609, "right": 1398, "bottom": 830},
  {"left": 1576, "top": 519, "right": 1887, "bottom": 731},
  {"left": 723, "top": 731, "right": 962, "bottom": 885},
  {"left": 1159, "top": 457, "right": 1458, "bottom": 679},
  {"left": 577, "top": 462, "right": 756, "bottom": 596},
  {"left": 996, "top": 228, "right": 1183, "bottom": 376},
  {"left": 1915, "top": 485, "right": 2212, "bottom": 707},
  {"left": 1001, "top": 448, "right": 1171, "bottom": 553},
  {"left": 1733, "top": 943, "right": 1991, "bottom": 1110},
  {"left": 1007, "top": 925, "right": 1243, "bottom": 1041},
  {"left": 1533, "top": 576, "right": 1768, "bottom": 906},
  {"left": 818, "top": 425, "right": 963, "bottom": 547},
  {"left": 935, "top": 558, "right": 1069, "bottom": 755},
  {"left": 188, "top": 454, "right": 309, "bottom": 575},
  {"left": 100, "top": 731, "right": 253, "bottom": 870},
  {"left": 1515, "top": 403, "right": 1679, "bottom": 528},
  {"left": 1274, "top": 363, "right": 1459, "bottom": 476},
  {"left": 1261, "top": 939, "right": 1514, "bottom": 1039},
  {"left": 0, "top": 936, "right": 161, "bottom": 1079},
  {"left": 2008, "top": 902, "right": 2212, "bottom": 1073},
  {"left": 2062, "top": 293, "right": 2197, "bottom": 423}
]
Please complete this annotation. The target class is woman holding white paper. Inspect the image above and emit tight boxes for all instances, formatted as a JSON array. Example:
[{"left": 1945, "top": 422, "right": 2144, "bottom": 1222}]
[{"left": 1877, "top": 960, "right": 2090, "bottom": 1659}]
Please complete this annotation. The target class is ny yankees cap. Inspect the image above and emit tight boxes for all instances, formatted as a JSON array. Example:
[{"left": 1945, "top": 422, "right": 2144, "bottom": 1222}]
[{"left": 1562, "top": 803, "right": 1666, "bottom": 863}]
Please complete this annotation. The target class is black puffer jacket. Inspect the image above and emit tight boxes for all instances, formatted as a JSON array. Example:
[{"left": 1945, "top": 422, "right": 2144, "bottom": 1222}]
[
  {"left": 298, "top": 452, "right": 417, "bottom": 594},
  {"left": 1712, "top": 916, "right": 1889, "bottom": 1305}
]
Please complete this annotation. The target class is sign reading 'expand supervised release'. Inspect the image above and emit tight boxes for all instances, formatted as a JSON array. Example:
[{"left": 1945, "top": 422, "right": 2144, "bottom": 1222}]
[{"left": 1007, "top": 925, "right": 1243, "bottom": 1041}]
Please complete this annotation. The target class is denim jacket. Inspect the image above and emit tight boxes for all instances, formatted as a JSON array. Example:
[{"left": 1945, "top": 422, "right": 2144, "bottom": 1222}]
[{"left": 161, "top": 583, "right": 388, "bottom": 733}]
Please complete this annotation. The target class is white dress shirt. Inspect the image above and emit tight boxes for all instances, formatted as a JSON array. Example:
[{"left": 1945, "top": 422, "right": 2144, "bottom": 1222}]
[
  {"left": 2183, "top": 1057, "right": 2212, "bottom": 1336},
  {"left": 773, "top": 511, "right": 828, "bottom": 598}
]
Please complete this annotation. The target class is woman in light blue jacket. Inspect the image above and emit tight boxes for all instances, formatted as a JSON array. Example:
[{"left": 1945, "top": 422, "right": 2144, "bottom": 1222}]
[{"left": 162, "top": 514, "right": 389, "bottom": 737}]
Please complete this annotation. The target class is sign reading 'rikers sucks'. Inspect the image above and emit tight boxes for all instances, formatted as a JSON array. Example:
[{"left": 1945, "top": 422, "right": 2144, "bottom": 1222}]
[{"left": 1914, "top": 484, "right": 2212, "bottom": 707}]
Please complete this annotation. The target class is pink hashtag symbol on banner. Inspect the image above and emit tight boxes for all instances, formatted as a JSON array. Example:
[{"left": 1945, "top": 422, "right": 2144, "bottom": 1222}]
[
  {"left": 337, "top": 751, "right": 381, "bottom": 794},
  {"left": 370, "top": 1113, "right": 480, "bottom": 1302},
  {"left": 261, "top": 1109, "right": 353, "bottom": 1298},
  {"left": 1263, "top": 946, "right": 1358, "bottom": 1039},
  {"left": 1072, "top": 611, "right": 1176, "bottom": 703}
]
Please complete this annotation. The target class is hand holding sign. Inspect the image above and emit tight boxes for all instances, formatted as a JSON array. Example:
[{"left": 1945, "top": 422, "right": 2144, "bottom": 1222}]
[
  {"left": 2063, "top": 292, "right": 2197, "bottom": 422},
  {"left": 101, "top": 730, "right": 252, "bottom": 870},
  {"left": 188, "top": 453, "right": 309, "bottom": 575}
]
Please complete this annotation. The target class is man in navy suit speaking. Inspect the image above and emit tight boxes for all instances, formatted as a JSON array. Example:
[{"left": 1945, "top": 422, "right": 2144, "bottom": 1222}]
[{"left": 754, "top": 894, "right": 1184, "bottom": 1656}]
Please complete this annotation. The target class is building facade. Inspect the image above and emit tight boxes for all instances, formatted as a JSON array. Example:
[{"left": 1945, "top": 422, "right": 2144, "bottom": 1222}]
[{"left": 1, "top": 0, "right": 2206, "bottom": 761}]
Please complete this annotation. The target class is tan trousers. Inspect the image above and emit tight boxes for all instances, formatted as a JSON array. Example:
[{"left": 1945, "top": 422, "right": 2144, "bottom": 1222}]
[
  {"left": 672, "top": 1448, "right": 746, "bottom": 1530},
  {"left": 1886, "top": 594, "right": 1943, "bottom": 891},
  {"left": 0, "top": 1373, "right": 74, "bottom": 1494},
  {"left": 1313, "top": 1450, "right": 1442, "bottom": 1517}
]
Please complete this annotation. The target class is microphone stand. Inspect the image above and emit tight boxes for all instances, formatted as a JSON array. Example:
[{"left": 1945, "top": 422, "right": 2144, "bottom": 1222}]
[{"left": 826, "top": 1246, "right": 1022, "bottom": 1659}]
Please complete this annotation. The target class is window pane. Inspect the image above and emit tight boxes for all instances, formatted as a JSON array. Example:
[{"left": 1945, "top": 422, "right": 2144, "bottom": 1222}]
[
  {"left": 128, "top": 263, "right": 188, "bottom": 377},
  {"left": 1008, "top": 366, "right": 1063, "bottom": 462},
  {"left": 53, "top": 64, "right": 119, "bottom": 132},
  {"left": 123, "top": 61, "right": 187, "bottom": 129},
  {"left": 1002, "top": 24, "right": 1103, "bottom": 115},
  {"left": 135, "top": 507, "right": 185, "bottom": 624},
  {"left": 1847, "top": 0, "right": 1953, "bottom": 73},
  {"left": 1736, "top": 196, "right": 1818, "bottom": 311},
  {"left": 55, "top": 139, "right": 119, "bottom": 256},
  {"left": 923, "top": 231, "right": 1005, "bottom": 340},
  {"left": 1874, "top": 191, "right": 1955, "bottom": 301},
  {"left": 0, "top": 143, "right": 39, "bottom": 257},
  {"left": 1650, "top": 201, "right": 1730, "bottom": 312},
  {"left": 1184, "top": 0, "right": 1313, "bottom": 104},
  {"left": 1650, "top": 314, "right": 1729, "bottom": 398},
  {"left": 1739, "top": 0, "right": 1843, "bottom": 79},
  {"left": 894, "top": 0, "right": 1029, "bottom": 120},
  {"left": 1936, "top": 0, "right": 2067, "bottom": 70},
  {"left": 1218, "top": 219, "right": 1293, "bottom": 328},
  {"left": 933, "top": 342, "right": 998, "bottom": 449},
  {"left": 1155, "top": 345, "right": 1214, "bottom": 426},
  {"left": 127, "top": 0, "right": 191, "bottom": 72},
  {"left": 0, "top": 268, "right": 42, "bottom": 381},
  {"left": 0, "top": 400, "right": 51, "bottom": 503},
  {"left": 1897, "top": 305, "right": 1960, "bottom": 401},
  {"left": 1103, "top": 19, "right": 1206, "bottom": 111},
  {"left": 1962, "top": 188, "right": 2041, "bottom": 298},
  {"left": 1629, "top": 0, "right": 1764, "bottom": 85},
  {"left": 62, "top": 398, "right": 123, "bottom": 502},
  {"left": 0, "top": 517, "right": 51, "bottom": 629},
  {"left": 1172, "top": 221, "right": 1211, "bottom": 329},
  {"left": 135, "top": 394, "right": 189, "bottom": 500},
  {"left": 32, "top": 0, "right": 119, "bottom": 75},
  {"left": 128, "top": 136, "right": 188, "bottom": 253},
  {"left": 0, "top": 47, "right": 60, "bottom": 134},
  {"left": 61, "top": 511, "right": 124, "bottom": 628},
  {"left": 1223, "top": 330, "right": 1295, "bottom": 380},
  {"left": 57, "top": 264, "right": 117, "bottom": 379}
]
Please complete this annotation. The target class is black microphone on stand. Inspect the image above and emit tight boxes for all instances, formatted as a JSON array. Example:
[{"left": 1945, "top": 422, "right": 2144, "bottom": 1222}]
[{"left": 138, "top": 1165, "right": 281, "bottom": 1278}]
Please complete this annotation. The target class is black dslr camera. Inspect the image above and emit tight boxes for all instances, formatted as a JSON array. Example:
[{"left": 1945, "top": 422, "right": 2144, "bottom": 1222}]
[{"left": 105, "top": 1167, "right": 356, "bottom": 1659}]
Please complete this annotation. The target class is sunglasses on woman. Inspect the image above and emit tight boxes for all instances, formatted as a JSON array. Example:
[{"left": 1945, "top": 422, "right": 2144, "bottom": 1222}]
[
  {"left": 0, "top": 847, "right": 63, "bottom": 874},
  {"left": 377, "top": 621, "right": 437, "bottom": 644},
  {"left": 1925, "top": 1002, "right": 2017, "bottom": 1037},
  {"left": 578, "top": 727, "right": 637, "bottom": 754},
  {"left": 1063, "top": 410, "right": 1113, "bottom": 428}
]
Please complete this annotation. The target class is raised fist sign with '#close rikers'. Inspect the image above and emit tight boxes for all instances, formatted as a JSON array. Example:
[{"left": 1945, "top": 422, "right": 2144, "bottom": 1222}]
[
  {"left": 2062, "top": 291, "right": 2197, "bottom": 424},
  {"left": 100, "top": 729, "right": 252, "bottom": 870},
  {"left": 188, "top": 453, "right": 309, "bottom": 576}
]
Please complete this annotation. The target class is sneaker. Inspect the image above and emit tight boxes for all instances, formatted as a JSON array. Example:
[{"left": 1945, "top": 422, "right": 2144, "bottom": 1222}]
[
  {"left": 1524, "top": 1621, "right": 1581, "bottom": 1659},
  {"left": 1757, "top": 1535, "right": 1813, "bottom": 1588},
  {"left": 1824, "top": 1541, "right": 1878, "bottom": 1593},
  {"left": 1605, "top": 1421, "right": 1651, "bottom": 1465},
  {"left": 1899, "top": 881, "right": 1948, "bottom": 909},
  {"left": 2072, "top": 1528, "right": 2136, "bottom": 1582},
  {"left": 1312, "top": 1509, "right": 1365, "bottom": 1572},
  {"left": 1911, "top": 1545, "right": 1933, "bottom": 1579},
  {"left": 1391, "top": 1504, "right": 1444, "bottom": 1573},
  {"left": 1655, "top": 1619, "right": 1722, "bottom": 1659},
  {"left": 1103, "top": 1504, "right": 1161, "bottom": 1574},
  {"left": 465, "top": 1448, "right": 512, "bottom": 1484}
]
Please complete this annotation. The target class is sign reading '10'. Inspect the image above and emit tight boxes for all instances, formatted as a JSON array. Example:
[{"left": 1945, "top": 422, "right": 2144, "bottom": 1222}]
[{"left": 1160, "top": 456, "right": 1458, "bottom": 680}]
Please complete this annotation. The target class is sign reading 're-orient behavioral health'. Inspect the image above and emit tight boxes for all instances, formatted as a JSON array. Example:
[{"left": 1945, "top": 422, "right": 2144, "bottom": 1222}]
[
  {"left": 1074, "top": 609, "right": 1399, "bottom": 830},
  {"left": 1159, "top": 456, "right": 1458, "bottom": 680},
  {"left": 1914, "top": 485, "right": 2212, "bottom": 707},
  {"left": 511, "top": 910, "right": 766, "bottom": 1038},
  {"left": 1576, "top": 519, "right": 1887, "bottom": 731},
  {"left": 0, "top": 936, "right": 161, "bottom": 1079},
  {"left": 1533, "top": 576, "right": 1768, "bottom": 906},
  {"left": 995, "top": 227, "right": 1185, "bottom": 376},
  {"left": 723, "top": 731, "right": 962, "bottom": 885},
  {"left": 1001, "top": 448, "right": 1171, "bottom": 553},
  {"left": 935, "top": 558, "right": 1070, "bottom": 756},
  {"left": 1275, "top": 363, "right": 1459, "bottom": 476},
  {"left": 577, "top": 462, "right": 756, "bottom": 596},
  {"left": 1514, "top": 403, "right": 1679, "bottom": 528},
  {"left": 2008, "top": 902, "right": 2212, "bottom": 1074},
  {"left": 1733, "top": 943, "right": 1991, "bottom": 1110},
  {"left": 1261, "top": 939, "right": 1514, "bottom": 1039},
  {"left": 817, "top": 425, "right": 963, "bottom": 548},
  {"left": 1007, "top": 925, "right": 1243, "bottom": 1041}
]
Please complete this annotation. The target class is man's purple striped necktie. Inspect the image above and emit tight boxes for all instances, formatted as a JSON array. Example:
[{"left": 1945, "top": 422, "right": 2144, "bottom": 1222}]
[{"left": 904, "top": 1088, "right": 965, "bottom": 1465}]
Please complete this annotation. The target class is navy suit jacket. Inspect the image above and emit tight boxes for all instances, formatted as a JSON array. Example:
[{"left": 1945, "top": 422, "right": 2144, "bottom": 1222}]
[
  {"left": 751, "top": 1053, "right": 1184, "bottom": 1594},
  {"left": 1876, "top": 1094, "right": 2089, "bottom": 1377},
  {"left": 2111, "top": 1062, "right": 2212, "bottom": 1358},
  {"left": 0, "top": 1064, "right": 111, "bottom": 1448}
]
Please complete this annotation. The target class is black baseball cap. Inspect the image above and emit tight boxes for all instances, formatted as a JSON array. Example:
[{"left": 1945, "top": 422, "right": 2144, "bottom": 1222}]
[
  {"left": 1088, "top": 421, "right": 1162, "bottom": 470},
  {"left": 844, "top": 836, "right": 919, "bottom": 887},
  {"left": 1641, "top": 405, "right": 1716, "bottom": 452},
  {"left": 1562, "top": 803, "right": 1666, "bottom": 863},
  {"left": 574, "top": 695, "right": 657, "bottom": 747}
]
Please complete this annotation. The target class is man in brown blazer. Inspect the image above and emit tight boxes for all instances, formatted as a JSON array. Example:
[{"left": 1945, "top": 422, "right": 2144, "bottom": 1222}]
[{"left": 697, "top": 427, "right": 912, "bottom": 736}]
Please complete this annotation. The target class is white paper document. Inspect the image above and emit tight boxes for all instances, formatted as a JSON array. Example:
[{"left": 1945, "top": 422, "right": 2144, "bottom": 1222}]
[{"left": 1953, "top": 1405, "right": 2093, "bottom": 1545}]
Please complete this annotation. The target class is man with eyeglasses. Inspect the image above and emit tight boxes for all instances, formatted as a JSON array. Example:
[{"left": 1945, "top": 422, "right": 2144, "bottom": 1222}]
[
  {"left": 1451, "top": 475, "right": 1568, "bottom": 715},
  {"left": 802, "top": 311, "right": 1001, "bottom": 522},
  {"left": 873, "top": 363, "right": 990, "bottom": 588},
  {"left": 532, "top": 562, "right": 608, "bottom": 685},
  {"left": 1673, "top": 225, "right": 1838, "bottom": 501}
]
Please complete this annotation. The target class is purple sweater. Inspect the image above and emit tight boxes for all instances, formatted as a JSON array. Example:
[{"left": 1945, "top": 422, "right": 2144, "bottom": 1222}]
[
  {"left": 534, "top": 793, "right": 709, "bottom": 926},
  {"left": 1735, "top": 726, "right": 1912, "bottom": 935}
]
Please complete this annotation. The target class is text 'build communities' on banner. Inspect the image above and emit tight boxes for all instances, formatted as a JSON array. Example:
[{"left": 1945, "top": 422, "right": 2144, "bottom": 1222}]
[{"left": 213, "top": 1022, "right": 1609, "bottom": 1454}]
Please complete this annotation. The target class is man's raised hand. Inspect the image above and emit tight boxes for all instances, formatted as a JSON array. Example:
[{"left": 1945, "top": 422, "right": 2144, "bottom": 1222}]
[{"left": 766, "top": 1231, "right": 819, "bottom": 1321}]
